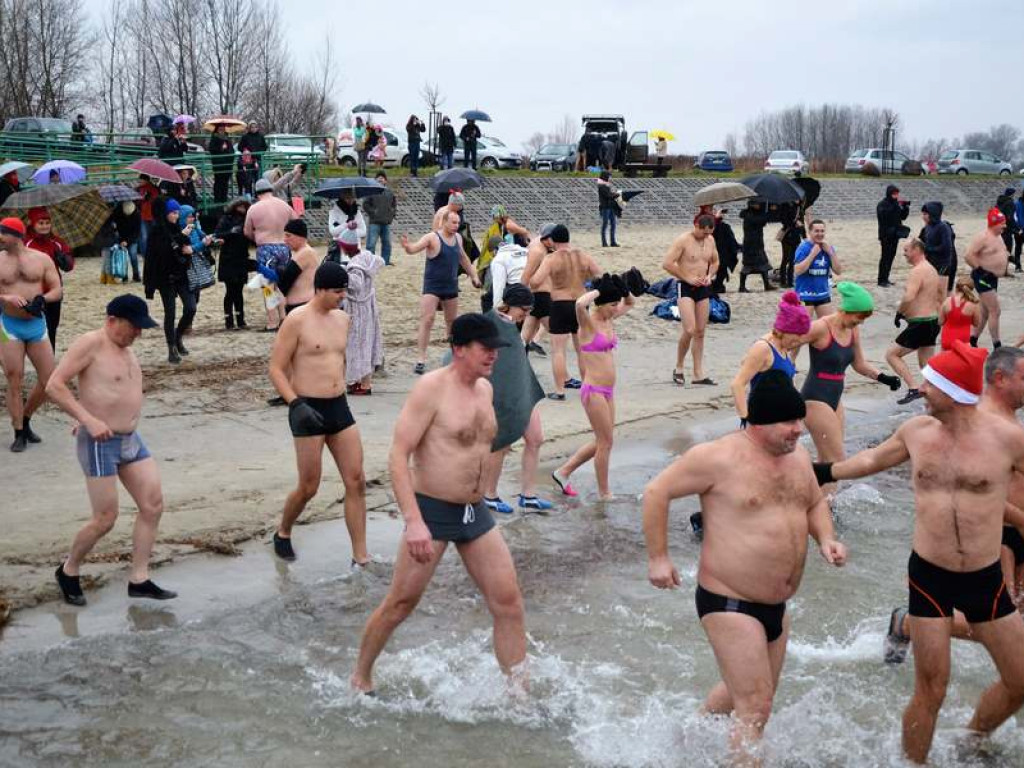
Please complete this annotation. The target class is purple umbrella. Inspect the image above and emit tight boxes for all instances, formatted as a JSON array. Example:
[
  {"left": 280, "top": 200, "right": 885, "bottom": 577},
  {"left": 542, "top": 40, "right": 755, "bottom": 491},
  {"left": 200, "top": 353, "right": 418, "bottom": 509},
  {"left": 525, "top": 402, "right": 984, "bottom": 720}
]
[
  {"left": 173, "top": 114, "right": 196, "bottom": 126},
  {"left": 32, "top": 160, "right": 86, "bottom": 185}
]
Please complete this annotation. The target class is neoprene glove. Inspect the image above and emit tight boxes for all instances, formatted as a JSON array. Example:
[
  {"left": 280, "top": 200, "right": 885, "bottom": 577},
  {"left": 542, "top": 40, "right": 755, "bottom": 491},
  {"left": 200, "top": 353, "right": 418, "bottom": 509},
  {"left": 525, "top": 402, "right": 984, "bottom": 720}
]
[
  {"left": 812, "top": 462, "right": 835, "bottom": 486},
  {"left": 894, "top": 312, "right": 905, "bottom": 328},
  {"left": 611, "top": 273, "right": 630, "bottom": 296},
  {"left": 623, "top": 266, "right": 650, "bottom": 297},
  {"left": 877, "top": 372, "right": 901, "bottom": 391},
  {"left": 257, "top": 263, "right": 279, "bottom": 283},
  {"left": 288, "top": 398, "right": 325, "bottom": 432},
  {"left": 24, "top": 295, "right": 46, "bottom": 317}
]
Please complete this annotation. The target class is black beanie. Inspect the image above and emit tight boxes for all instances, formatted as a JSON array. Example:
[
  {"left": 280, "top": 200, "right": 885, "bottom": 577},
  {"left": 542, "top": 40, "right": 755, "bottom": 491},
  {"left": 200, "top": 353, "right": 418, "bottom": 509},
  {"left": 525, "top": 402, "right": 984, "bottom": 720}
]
[
  {"left": 284, "top": 218, "right": 308, "bottom": 238},
  {"left": 747, "top": 369, "right": 806, "bottom": 425}
]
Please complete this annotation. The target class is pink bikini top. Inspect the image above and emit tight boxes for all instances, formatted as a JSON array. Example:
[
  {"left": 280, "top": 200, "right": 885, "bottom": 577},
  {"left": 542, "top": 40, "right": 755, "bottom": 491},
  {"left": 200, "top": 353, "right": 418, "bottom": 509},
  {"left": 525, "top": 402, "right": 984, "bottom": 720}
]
[{"left": 581, "top": 331, "right": 618, "bottom": 353}]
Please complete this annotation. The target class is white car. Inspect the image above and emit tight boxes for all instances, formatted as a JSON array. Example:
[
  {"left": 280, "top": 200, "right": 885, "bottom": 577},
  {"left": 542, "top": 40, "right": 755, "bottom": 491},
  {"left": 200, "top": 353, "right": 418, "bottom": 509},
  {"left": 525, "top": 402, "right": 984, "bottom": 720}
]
[
  {"left": 764, "top": 150, "right": 809, "bottom": 175},
  {"left": 336, "top": 129, "right": 413, "bottom": 167},
  {"left": 264, "top": 134, "right": 325, "bottom": 162}
]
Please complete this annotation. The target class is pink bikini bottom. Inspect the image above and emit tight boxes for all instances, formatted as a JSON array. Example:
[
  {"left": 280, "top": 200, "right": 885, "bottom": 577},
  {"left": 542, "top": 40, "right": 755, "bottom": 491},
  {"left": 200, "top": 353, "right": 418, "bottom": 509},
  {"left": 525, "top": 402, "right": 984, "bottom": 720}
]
[{"left": 581, "top": 382, "right": 614, "bottom": 406}]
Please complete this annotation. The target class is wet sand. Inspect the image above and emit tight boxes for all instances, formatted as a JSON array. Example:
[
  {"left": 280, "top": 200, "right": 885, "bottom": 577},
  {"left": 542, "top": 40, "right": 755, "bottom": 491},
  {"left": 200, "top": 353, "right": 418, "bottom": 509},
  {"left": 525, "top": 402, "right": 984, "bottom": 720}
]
[{"left": 3, "top": 216, "right": 1023, "bottom": 614}]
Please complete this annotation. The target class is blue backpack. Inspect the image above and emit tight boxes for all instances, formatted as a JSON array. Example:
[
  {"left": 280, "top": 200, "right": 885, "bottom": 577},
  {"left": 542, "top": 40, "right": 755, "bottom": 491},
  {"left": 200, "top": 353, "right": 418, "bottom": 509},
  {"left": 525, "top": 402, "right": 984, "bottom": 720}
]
[{"left": 709, "top": 295, "right": 731, "bottom": 324}]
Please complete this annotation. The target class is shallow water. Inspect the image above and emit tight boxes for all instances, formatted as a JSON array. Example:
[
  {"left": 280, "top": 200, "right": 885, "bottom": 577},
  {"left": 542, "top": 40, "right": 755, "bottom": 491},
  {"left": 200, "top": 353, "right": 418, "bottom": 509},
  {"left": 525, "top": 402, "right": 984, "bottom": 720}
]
[{"left": 2, "top": 402, "right": 1022, "bottom": 767}]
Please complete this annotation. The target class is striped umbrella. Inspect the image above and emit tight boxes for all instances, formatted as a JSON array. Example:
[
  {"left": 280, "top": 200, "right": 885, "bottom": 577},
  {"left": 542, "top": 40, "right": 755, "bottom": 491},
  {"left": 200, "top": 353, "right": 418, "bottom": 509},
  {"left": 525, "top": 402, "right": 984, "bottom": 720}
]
[{"left": 0, "top": 185, "right": 108, "bottom": 248}]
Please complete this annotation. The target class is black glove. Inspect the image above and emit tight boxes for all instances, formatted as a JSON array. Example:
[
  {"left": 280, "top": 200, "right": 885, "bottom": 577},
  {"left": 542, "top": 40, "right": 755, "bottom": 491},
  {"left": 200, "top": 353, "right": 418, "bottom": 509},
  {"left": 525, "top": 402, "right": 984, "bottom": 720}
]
[
  {"left": 288, "top": 398, "right": 325, "bottom": 433},
  {"left": 24, "top": 295, "right": 46, "bottom": 317},
  {"left": 894, "top": 312, "right": 905, "bottom": 328},
  {"left": 623, "top": 266, "right": 650, "bottom": 297},
  {"left": 611, "top": 273, "right": 629, "bottom": 297},
  {"left": 877, "top": 372, "right": 901, "bottom": 391},
  {"left": 740, "top": 417, "right": 748, "bottom": 429},
  {"left": 812, "top": 462, "right": 835, "bottom": 486}
]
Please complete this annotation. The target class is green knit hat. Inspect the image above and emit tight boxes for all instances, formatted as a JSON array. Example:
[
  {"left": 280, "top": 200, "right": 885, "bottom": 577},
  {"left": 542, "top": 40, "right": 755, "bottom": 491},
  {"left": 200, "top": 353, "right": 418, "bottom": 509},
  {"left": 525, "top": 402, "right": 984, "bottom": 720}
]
[{"left": 837, "top": 281, "right": 874, "bottom": 313}]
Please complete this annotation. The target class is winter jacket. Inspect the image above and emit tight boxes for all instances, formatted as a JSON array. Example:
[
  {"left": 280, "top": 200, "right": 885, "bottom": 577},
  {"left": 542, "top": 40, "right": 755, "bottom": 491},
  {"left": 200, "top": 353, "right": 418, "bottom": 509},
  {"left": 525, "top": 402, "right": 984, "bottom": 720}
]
[
  {"left": 208, "top": 134, "right": 234, "bottom": 173},
  {"left": 111, "top": 205, "right": 142, "bottom": 243},
  {"left": 438, "top": 124, "right": 456, "bottom": 153},
  {"left": 143, "top": 214, "right": 191, "bottom": 296},
  {"left": 459, "top": 123, "right": 481, "bottom": 145},
  {"left": 178, "top": 205, "right": 208, "bottom": 256},
  {"left": 215, "top": 209, "right": 252, "bottom": 284},
  {"left": 1016, "top": 199, "right": 1024, "bottom": 232},
  {"left": 919, "top": 201, "right": 953, "bottom": 272},
  {"left": 0, "top": 178, "right": 18, "bottom": 208},
  {"left": 157, "top": 134, "right": 187, "bottom": 160},
  {"left": 25, "top": 233, "right": 73, "bottom": 276},
  {"left": 237, "top": 131, "right": 267, "bottom": 156},
  {"left": 997, "top": 192, "right": 1018, "bottom": 233},
  {"left": 597, "top": 180, "right": 617, "bottom": 211},
  {"left": 362, "top": 188, "right": 397, "bottom": 225},
  {"left": 876, "top": 185, "right": 910, "bottom": 241},
  {"left": 328, "top": 201, "right": 367, "bottom": 241},
  {"left": 406, "top": 119, "right": 425, "bottom": 144}
]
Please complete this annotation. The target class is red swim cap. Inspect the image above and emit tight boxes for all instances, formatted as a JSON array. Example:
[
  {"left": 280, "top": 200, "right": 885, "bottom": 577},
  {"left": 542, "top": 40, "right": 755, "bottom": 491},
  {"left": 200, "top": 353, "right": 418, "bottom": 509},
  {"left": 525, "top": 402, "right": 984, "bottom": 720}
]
[
  {"left": 988, "top": 207, "right": 1006, "bottom": 228},
  {"left": 0, "top": 217, "right": 26, "bottom": 237}
]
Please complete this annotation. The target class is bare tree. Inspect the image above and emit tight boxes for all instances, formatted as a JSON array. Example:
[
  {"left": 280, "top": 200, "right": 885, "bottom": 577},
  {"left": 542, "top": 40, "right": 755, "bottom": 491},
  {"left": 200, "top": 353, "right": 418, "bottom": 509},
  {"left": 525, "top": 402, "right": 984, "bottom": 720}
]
[
  {"left": 420, "top": 82, "right": 445, "bottom": 114},
  {"left": 723, "top": 132, "right": 739, "bottom": 157},
  {"left": 546, "top": 114, "right": 577, "bottom": 145},
  {"left": 523, "top": 131, "right": 546, "bottom": 156},
  {"left": 205, "top": 0, "right": 258, "bottom": 115}
]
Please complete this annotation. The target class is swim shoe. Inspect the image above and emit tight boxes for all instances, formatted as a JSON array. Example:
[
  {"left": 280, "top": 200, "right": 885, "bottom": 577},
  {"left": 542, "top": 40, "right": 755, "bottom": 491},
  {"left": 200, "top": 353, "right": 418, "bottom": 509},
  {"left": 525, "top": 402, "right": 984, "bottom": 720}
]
[
  {"left": 518, "top": 495, "right": 553, "bottom": 514},
  {"left": 897, "top": 389, "right": 924, "bottom": 405},
  {"left": 551, "top": 471, "right": 577, "bottom": 497},
  {"left": 273, "top": 532, "right": 297, "bottom": 561},
  {"left": 22, "top": 417, "right": 41, "bottom": 444},
  {"left": 484, "top": 497, "right": 514, "bottom": 515},
  {"left": 55, "top": 563, "right": 86, "bottom": 606},
  {"left": 564, "top": 378, "right": 583, "bottom": 390},
  {"left": 526, "top": 341, "right": 547, "bottom": 357},
  {"left": 884, "top": 607, "right": 910, "bottom": 664},
  {"left": 414, "top": 362, "right": 426, "bottom": 375},
  {"left": 127, "top": 579, "right": 178, "bottom": 600}
]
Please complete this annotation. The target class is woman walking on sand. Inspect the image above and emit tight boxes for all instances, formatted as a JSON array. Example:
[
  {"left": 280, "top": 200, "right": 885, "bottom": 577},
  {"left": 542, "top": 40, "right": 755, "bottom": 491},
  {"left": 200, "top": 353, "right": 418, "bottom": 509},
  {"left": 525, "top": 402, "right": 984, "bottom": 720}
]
[
  {"left": 552, "top": 270, "right": 646, "bottom": 500},
  {"left": 939, "top": 276, "right": 980, "bottom": 351}
]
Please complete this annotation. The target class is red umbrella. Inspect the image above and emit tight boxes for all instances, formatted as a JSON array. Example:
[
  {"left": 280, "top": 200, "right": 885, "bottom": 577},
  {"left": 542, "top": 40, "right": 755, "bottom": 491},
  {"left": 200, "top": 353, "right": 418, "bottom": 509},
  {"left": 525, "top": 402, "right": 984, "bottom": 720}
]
[{"left": 127, "top": 158, "right": 182, "bottom": 184}]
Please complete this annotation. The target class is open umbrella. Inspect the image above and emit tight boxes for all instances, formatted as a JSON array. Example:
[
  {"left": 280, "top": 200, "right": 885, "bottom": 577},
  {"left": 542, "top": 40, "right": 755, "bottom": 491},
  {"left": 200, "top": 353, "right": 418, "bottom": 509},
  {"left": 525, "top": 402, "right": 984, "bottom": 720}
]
[
  {"left": 313, "top": 177, "right": 385, "bottom": 200},
  {"left": 694, "top": 181, "right": 757, "bottom": 207},
  {"left": 351, "top": 103, "right": 386, "bottom": 114},
  {"left": 1, "top": 186, "right": 108, "bottom": 248},
  {"left": 32, "top": 160, "right": 86, "bottom": 185},
  {"left": 792, "top": 176, "right": 821, "bottom": 208},
  {"left": 146, "top": 113, "right": 173, "bottom": 133},
  {"left": 173, "top": 114, "right": 196, "bottom": 126},
  {"left": 650, "top": 130, "right": 676, "bottom": 141},
  {"left": 97, "top": 184, "right": 142, "bottom": 203},
  {"left": 460, "top": 110, "right": 491, "bottom": 122},
  {"left": 202, "top": 115, "right": 246, "bottom": 133},
  {"left": 739, "top": 173, "right": 805, "bottom": 205},
  {"left": 428, "top": 168, "right": 485, "bottom": 194},
  {"left": 127, "top": 158, "right": 182, "bottom": 184},
  {"left": 0, "top": 161, "right": 33, "bottom": 183}
]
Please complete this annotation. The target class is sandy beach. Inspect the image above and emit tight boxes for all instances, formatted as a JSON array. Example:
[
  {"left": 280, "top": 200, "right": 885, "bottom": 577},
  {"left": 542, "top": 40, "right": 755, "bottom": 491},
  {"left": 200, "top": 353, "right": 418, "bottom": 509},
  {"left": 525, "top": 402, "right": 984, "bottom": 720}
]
[{"left": 2, "top": 216, "right": 1022, "bottom": 614}]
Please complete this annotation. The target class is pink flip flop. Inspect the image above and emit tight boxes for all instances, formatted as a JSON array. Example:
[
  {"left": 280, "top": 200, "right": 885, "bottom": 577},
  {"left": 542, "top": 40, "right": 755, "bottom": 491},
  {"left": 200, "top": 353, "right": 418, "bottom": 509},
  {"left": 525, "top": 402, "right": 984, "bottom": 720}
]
[{"left": 552, "top": 471, "right": 577, "bottom": 497}]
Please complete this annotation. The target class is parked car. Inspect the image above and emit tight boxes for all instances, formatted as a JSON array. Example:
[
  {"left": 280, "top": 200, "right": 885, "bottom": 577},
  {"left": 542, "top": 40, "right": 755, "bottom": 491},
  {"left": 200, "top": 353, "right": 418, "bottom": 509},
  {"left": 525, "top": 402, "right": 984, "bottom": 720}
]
[
  {"left": 2, "top": 116, "right": 73, "bottom": 137},
  {"left": 696, "top": 150, "right": 733, "bottom": 172},
  {"left": 764, "top": 150, "right": 809, "bottom": 175},
  {"left": 453, "top": 136, "right": 522, "bottom": 170},
  {"left": 102, "top": 128, "right": 205, "bottom": 156},
  {"left": 845, "top": 148, "right": 919, "bottom": 174},
  {"left": 0, "top": 117, "right": 77, "bottom": 156},
  {"left": 937, "top": 149, "right": 1013, "bottom": 175},
  {"left": 264, "top": 134, "right": 325, "bottom": 162},
  {"left": 336, "top": 128, "right": 434, "bottom": 168},
  {"left": 530, "top": 143, "right": 576, "bottom": 171}
]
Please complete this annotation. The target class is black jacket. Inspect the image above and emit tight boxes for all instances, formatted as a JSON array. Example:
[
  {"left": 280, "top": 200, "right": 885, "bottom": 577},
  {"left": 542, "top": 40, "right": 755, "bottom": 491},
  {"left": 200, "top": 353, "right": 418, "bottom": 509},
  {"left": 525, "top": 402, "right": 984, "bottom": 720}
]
[
  {"left": 459, "top": 123, "right": 481, "bottom": 145},
  {"left": 876, "top": 185, "right": 910, "bottom": 241},
  {"left": 237, "top": 131, "right": 267, "bottom": 155},
  {"left": 143, "top": 216, "right": 191, "bottom": 296},
  {"left": 406, "top": 119, "right": 425, "bottom": 144},
  {"left": 362, "top": 188, "right": 397, "bottom": 225},
  {"left": 597, "top": 181, "right": 617, "bottom": 211},
  {"left": 713, "top": 219, "right": 740, "bottom": 274},
  {"left": 111, "top": 206, "right": 141, "bottom": 243},
  {"left": 997, "top": 192, "right": 1018, "bottom": 233},
  {"left": 215, "top": 211, "right": 252, "bottom": 283},
  {"left": 157, "top": 134, "right": 187, "bottom": 160},
  {"left": 919, "top": 201, "right": 953, "bottom": 272},
  {"left": 0, "top": 178, "right": 18, "bottom": 207},
  {"left": 208, "top": 135, "right": 234, "bottom": 173},
  {"left": 438, "top": 124, "right": 456, "bottom": 152}
]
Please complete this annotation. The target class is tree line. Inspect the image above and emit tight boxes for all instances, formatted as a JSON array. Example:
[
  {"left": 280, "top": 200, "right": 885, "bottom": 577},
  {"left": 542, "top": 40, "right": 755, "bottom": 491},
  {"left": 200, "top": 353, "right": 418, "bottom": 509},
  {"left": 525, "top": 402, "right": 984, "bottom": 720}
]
[{"left": 0, "top": 0, "right": 338, "bottom": 137}]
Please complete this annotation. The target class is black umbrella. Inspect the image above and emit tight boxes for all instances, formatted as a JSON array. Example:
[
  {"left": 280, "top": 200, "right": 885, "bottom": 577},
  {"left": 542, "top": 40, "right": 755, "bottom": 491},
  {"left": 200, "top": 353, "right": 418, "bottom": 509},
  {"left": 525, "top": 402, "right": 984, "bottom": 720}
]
[
  {"left": 739, "top": 173, "right": 805, "bottom": 205},
  {"left": 313, "top": 177, "right": 385, "bottom": 200},
  {"left": 792, "top": 176, "right": 821, "bottom": 208},
  {"left": 460, "top": 110, "right": 491, "bottom": 122},
  {"left": 351, "top": 102, "right": 386, "bottom": 114},
  {"left": 428, "top": 168, "right": 485, "bottom": 194},
  {"left": 146, "top": 113, "right": 173, "bottom": 133}
]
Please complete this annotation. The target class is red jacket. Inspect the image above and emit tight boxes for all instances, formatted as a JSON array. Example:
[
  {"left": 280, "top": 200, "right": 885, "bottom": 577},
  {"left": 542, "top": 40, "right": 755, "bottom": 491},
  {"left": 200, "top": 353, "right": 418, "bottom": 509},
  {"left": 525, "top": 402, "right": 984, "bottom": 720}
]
[{"left": 26, "top": 233, "right": 74, "bottom": 280}]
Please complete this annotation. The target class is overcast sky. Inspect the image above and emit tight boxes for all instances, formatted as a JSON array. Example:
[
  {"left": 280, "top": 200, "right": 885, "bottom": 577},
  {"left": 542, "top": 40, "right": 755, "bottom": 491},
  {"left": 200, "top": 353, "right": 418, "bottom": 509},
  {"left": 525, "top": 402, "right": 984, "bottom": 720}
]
[{"left": 106, "top": 0, "right": 1024, "bottom": 154}]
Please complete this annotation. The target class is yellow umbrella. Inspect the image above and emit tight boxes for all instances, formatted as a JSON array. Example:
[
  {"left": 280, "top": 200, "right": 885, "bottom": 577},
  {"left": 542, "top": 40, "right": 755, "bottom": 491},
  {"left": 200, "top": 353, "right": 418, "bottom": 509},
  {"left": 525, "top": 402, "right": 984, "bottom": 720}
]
[{"left": 650, "top": 130, "right": 675, "bottom": 141}]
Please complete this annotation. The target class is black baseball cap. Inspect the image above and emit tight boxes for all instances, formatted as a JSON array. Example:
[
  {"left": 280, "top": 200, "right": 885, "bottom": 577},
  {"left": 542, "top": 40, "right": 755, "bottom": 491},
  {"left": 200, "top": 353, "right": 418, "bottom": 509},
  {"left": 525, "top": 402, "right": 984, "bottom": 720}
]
[
  {"left": 106, "top": 294, "right": 158, "bottom": 328},
  {"left": 314, "top": 261, "right": 349, "bottom": 290},
  {"left": 549, "top": 224, "right": 570, "bottom": 243},
  {"left": 450, "top": 313, "right": 510, "bottom": 348}
]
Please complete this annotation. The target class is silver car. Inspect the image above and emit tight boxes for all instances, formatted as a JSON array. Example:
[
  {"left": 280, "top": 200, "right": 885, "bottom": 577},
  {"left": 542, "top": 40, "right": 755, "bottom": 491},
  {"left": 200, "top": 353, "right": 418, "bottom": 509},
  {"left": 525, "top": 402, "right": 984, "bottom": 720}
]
[
  {"left": 764, "top": 150, "right": 809, "bottom": 175},
  {"left": 453, "top": 136, "right": 522, "bottom": 170},
  {"left": 845, "top": 148, "right": 916, "bottom": 174},
  {"left": 937, "top": 149, "right": 1013, "bottom": 175}
]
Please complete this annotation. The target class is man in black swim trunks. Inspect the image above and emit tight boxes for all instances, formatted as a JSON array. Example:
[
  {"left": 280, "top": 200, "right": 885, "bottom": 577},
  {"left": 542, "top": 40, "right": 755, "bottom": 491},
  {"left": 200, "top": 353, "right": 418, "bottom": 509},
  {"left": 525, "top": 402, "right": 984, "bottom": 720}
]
[
  {"left": 643, "top": 371, "right": 846, "bottom": 764},
  {"left": 886, "top": 239, "right": 944, "bottom": 405},
  {"left": 351, "top": 313, "right": 527, "bottom": 695},
  {"left": 815, "top": 341, "right": 1024, "bottom": 764},
  {"left": 965, "top": 207, "right": 1010, "bottom": 349},
  {"left": 268, "top": 262, "right": 368, "bottom": 565}
]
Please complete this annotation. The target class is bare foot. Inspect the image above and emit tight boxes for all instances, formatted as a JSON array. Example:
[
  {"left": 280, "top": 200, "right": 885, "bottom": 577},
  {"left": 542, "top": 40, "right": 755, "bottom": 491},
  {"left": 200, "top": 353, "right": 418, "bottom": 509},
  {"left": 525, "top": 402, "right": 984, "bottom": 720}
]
[{"left": 350, "top": 673, "right": 375, "bottom": 695}]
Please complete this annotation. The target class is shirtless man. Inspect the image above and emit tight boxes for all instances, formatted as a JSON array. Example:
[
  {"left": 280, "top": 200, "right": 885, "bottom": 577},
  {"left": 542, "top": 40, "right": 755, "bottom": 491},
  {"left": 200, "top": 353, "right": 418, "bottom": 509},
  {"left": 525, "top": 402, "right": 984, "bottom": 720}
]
[
  {"left": 528, "top": 225, "right": 602, "bottom": 400},
  {"left": 644, "top": 370, "right": 846, "bottom": 765},
  {"left": 663, "top": 214, "right": 719, "bottom": 386},
  {"left": 46, "top": 295, "right": 176, "bottom": 605},
  {"left": 519, "top": 223, "right": 557, "bottom": 356},
  {"left": 431, "top": 190, "right": 464, "bottom": 232},
  {"left": 0, "top": 217, "right": 61, "bottom": 452},
  {"left": 268, "top": 262, "right": 368, "bottom": 565},
  {"left": 256, "top": 218, "right": 319, "bottom": 314},
  {"left": 814, "top": 341, "right": 1024, "bottom": 764},
  {"left": 402, "top": 210, "right": 481, "bottom": 374},
  {"left": 886, "top": 239, "right": 945, "bottom": 404},
  {"left": 244, "top": 178, "right": 297, "bottom": 331},
  {"left": 966, "top": 208, "right": 1010, "bottom": 349},
  {"left": 351, "top": 313, "right": 527, "bottom": 694}
]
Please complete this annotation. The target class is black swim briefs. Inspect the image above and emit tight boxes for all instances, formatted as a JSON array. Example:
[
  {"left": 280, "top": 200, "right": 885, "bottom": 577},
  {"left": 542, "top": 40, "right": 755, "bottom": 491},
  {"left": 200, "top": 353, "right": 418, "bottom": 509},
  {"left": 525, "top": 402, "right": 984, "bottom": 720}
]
[
  {"left": 695, "top": 584, "right": 786, "bottom": 643},
  {"left": 971, "top": 267, "right": 999, "bottom": 294},
  {"left": 425, "top": 290, "right": 458, "bottom": 302},
  {"left": 415, "top": 492, "right": 495, "bottom": 543},
  {"left": 1003, "top": 525, "right": 1024, "bottom": 566},
  {"left": 895, "top": 318, "right": 940, "bottom": 350},
  {"left": 802, "top": 297, "right": 832, "bottom": 308},
  {"left": 288, "top": 394, "right": 356, "bottom": 437},
  {"left": 530, "top": 290, "right": 552, "bottom": 319},
  {"left": 907, "top": 550, "right": 1015, "bottom": 623},
  {"left": 677, "top": 280, "right": 711, "bottom": 303},
  {"left": 285, "top": 301, "right": 308, "bottom": 315},
  {"left": 549, "top": 299, "right": 579, "bottom": 335}
]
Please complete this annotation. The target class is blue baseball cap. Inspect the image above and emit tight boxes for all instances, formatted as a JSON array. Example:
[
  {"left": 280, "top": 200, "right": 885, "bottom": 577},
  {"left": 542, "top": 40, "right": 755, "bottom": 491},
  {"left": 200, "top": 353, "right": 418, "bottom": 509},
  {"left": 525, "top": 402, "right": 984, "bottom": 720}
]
[{"left": 106, "top": 294, "right": 158, "bottom": 328}]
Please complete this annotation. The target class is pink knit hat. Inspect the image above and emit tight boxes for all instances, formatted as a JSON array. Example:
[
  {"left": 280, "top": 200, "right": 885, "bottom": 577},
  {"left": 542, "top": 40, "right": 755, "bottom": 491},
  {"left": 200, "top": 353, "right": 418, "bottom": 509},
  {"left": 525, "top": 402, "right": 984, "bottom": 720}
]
[{"left": 774, "top": 291, "right": 811, "bottom": 335}]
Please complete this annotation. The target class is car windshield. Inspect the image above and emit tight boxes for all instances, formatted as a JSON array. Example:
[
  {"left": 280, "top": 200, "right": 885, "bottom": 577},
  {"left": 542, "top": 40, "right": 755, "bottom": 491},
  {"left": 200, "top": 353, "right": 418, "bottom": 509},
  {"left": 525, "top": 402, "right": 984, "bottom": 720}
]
[
  {"left": 849, "top": 149, "right": 867, "bottom": 158},
  {"left": 483, "top": 137, "right": 505, "bottom": 147},
  {"left": 705, "top": 152, "right": 728, "bottom": 159},
  {"left": 540, "top": 144, "right": 571, "bottom": 154},
  {"left": 39, "top": 119, "right": 72, "bottom": 132},
  {"left": 273, "top": 137, "right": 310, "bottom": 148},
  {"left": 939, "top": 151, "right": 957, "bottom": 161},
  {"left": 770, "top": 151, "right": 798, "bottom": 160}
]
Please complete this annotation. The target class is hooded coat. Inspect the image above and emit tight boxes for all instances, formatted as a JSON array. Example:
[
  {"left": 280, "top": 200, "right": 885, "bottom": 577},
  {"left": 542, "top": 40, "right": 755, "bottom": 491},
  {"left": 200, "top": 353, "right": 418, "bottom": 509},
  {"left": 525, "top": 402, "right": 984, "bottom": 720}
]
[
  {"left": 997, "top": 190, "right": 1019, "bottom": 234},
  {"left": 919, "top": 201, "right": 953, "bottom": 272},
  {"left": 876, "top": 185, "right": 910, "bottom": 241},
  {"left": 143, "top": 201, "right": 191, "bottom": 296},
  {"left": 215, "top": 201, "right": 253, "bottom": 284}
]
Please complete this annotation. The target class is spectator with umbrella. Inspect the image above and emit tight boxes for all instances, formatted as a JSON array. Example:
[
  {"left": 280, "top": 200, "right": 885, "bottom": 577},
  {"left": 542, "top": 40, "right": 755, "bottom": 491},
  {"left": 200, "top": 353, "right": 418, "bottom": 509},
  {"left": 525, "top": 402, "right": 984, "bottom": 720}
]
[
  {"left": 143, "top": 198, "right": 195, "bottom": 364},
  {"left": 328, "top": 189, "right": 368, "bottom": 255},
  {"left": 437, "top": 116, "right": 456, "bottom": 170},
  {"left": 33, "top": 161, "right": 86, "bottom": 185},
  {"left": 0, "top": 162, "right": 29, "bottom": 207},
  {"left": 158, "top": 124, "right": 188, "bottom": 160},
  {"left": 710, "top": 209, "right": 741, "bottom": 293},
  {"left": 136, "top": 174, "right": 161, "bottom": 258},
  {"left": 111, "top": 200, "right": 142, "bottom": 283},
  {"left": 214, "top": 198, "right": 252, "bottom": 330},
  {"left": 406, "top": 114, "right": 426, "bottom": 177},
  {"left": 207, "top": 124, "right": 235, "bottom": 203},
  {"left": 738, "top": 200, "right": 773, "bottom": 292},
  {"left": 25, "top": 208, "right": 73, "bottom": 349},
  {"left": 352, "top": 117, "right": 369, "bottom": 177},
  {"left": 362, "top": 171, "right": 396, "bottom": 265},
  {"left": 778, "top": 202, "right": 805, "bottom": 288},
  {"left": 460, "top": 118, "right": 482, "bottom": 169}
]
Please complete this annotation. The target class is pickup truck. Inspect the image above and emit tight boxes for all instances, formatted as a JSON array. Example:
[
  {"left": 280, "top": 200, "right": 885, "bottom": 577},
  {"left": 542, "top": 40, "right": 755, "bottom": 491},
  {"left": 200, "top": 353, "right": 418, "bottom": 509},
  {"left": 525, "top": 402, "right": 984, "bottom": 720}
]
[{"left": 580, "top": 115, "right": 669, "bottom": 177}]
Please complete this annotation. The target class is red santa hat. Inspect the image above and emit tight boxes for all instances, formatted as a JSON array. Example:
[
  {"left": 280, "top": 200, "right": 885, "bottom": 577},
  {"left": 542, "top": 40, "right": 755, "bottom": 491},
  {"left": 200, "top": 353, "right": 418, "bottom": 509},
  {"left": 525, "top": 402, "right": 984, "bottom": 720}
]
[
  {"left": 921, "top": 340, "right": 988, "bottom": 404},
  {"left": 988, "top": 207, "right": 1006, "bottom": 228}
]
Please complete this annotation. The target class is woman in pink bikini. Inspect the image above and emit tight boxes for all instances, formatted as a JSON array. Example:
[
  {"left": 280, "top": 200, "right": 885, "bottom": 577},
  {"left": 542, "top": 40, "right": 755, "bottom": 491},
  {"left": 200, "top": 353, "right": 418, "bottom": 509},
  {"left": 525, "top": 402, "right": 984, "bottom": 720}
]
[{"left": 552, "top": 273, "right": 635, "bottom": 500}]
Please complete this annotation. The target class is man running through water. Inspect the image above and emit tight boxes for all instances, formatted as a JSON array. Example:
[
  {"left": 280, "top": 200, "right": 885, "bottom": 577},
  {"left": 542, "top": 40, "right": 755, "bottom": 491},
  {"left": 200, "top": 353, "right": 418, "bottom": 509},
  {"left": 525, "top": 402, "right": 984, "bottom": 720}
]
[
  {"left": 966, "top": 207, "right": 1010, "bottom": 349},
  {"left": 886, "top": 239, "right": 944, "bottom": 404},
  {"left": 643, "top": 371, "right": 846, "bottom": 765},
  {"left": 814, "top": 341, "right": 1024, "bottom": 764},
  {"left": 0, "top": 216, "right": 61, "bottom": 452},
  {"left": 663, "top": 214, "right": 719, "bottom": 386},
  {"left": 351, "top": 313, "right": 527, "bottom": 694},
  {"left": 46, "top": 295, "right": 176, "bottom": 605},
  {"left": 268, "top": 262, "right": 368, "bottom": 565},
  {"left": 529, "top": 225, "right": 602, "bottom": 400}
]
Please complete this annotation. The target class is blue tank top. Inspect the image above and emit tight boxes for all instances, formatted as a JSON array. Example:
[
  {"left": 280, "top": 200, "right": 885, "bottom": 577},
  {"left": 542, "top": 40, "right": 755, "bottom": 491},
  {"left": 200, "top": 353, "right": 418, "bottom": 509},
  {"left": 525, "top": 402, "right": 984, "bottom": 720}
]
[
  {"left": 794, "top": 240, "right": 832, "bottom": 302},
  {"left": 750, "top": 340, "right": 796, "bottom": 392},
  {"left": 423, "top": 231, "right": 461, "bottom": 296}
]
